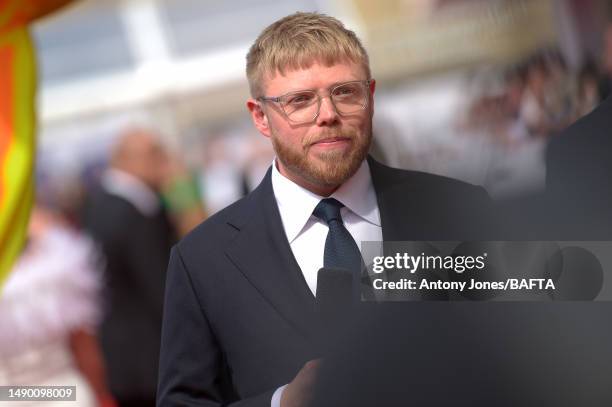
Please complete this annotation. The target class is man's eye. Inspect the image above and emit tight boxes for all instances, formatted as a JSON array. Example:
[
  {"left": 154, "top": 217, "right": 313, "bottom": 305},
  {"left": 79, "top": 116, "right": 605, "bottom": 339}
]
[
  {"left": 333, "top": 86, "right": 358, "bottom": 97},
  {"left": 286, "top": 94, "right": 314, "bottom": 105}
]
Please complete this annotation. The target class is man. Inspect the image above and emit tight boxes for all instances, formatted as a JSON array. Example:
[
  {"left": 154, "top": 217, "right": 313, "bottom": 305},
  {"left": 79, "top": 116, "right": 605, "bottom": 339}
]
[
  {"left": 157, "top": 12, "right": 492, "bottom": 407},
  {"left": 85, "top": 129, "right": 176, "bottom": 407}
]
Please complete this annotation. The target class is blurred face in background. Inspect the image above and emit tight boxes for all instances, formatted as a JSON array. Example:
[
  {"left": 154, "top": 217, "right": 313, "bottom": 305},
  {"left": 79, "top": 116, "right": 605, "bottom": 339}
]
[
  {"left": 527, "top": 63, "right": 548, "bottom": 100},
  {"left": 248, "top": 60, "right": 375, "bottom": 196},
  {"left": 111, "top": 130, "right": 169, "bottom": 191}
]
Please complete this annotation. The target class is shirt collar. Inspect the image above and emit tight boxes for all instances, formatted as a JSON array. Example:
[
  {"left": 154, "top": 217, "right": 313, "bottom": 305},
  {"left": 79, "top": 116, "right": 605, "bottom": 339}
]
[
  {"left": 271, "top": 159, "right": 381, "bottom": 243},
  {"left": 101, "top": 168, "right": 160, "bottom": 216},
  {"left": 332, "top": 159, "right": 381, "bottom": 227}
]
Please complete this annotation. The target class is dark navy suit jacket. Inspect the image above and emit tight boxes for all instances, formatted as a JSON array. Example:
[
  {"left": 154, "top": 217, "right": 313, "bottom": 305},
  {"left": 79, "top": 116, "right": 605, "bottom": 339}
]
[{"left": 156, "top": 157, "right": 493, "bottom": 406}]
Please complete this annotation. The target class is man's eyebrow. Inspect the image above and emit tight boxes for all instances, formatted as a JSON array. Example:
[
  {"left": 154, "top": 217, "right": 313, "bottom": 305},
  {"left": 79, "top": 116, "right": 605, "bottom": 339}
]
[{"left": 279, "top": 79, "right": 362, "bottom": 95}]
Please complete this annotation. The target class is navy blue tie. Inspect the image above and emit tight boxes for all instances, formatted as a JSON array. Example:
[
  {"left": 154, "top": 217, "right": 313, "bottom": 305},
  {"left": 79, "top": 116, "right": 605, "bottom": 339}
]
[{"left": 313, "top": 198, "right": 363, "bottom": 276}]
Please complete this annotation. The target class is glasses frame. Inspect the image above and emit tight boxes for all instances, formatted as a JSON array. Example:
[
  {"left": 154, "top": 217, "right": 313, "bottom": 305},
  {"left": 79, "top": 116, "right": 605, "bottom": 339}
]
[{"left": 256, "top": 79, "right": 372, "bottom": 124}]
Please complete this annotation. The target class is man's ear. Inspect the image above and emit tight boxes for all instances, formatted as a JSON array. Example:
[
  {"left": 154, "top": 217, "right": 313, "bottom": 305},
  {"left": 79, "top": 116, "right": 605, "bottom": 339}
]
[{"left": 247, "top": 99, "right": 272, "bottom": 138}]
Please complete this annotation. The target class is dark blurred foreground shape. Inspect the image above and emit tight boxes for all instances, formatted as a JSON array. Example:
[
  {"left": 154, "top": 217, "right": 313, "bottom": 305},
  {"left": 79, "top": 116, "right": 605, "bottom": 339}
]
[
  {"left": 311, "top": 96, "right": 612, "bottom": 406},
  {"left": 546, "top": 95, "right": 612, "bottom": 239},
  {"left": 312, "top": 302, "right": 612, "bottom": 407},
  {"left": 497, "top": 94, "right": 612, "bottom": 240}
]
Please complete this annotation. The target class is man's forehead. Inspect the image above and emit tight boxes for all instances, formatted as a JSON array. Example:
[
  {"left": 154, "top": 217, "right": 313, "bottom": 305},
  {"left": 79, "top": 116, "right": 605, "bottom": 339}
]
[{"left": 261, "top": 59, "right": 366, "bottom": 93}]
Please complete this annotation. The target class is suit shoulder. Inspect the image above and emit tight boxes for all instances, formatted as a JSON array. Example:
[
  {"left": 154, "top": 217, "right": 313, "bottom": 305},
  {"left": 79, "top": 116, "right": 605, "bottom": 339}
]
[
  {"left": 176, "top": 194, "right": 250, "bottom": 256},
  {"left": 408, "top": 168, "right": 481, "bottom": 190},
  {"left": 371, "top": 159, "right": 486, "bottom": 195}
]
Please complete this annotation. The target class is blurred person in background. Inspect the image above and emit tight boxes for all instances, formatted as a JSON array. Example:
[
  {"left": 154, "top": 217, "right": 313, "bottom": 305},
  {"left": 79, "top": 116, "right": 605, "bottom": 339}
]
[
  {"left": 542, "top": 51, "right": 577, "bottom": 132},
  {"left": 598, "top": 22, "right": 612, "bottom": 100},
  {"left": 459, "top": 66, "right": 530, "bottom": 147},
  {"left": 197, "top": 131, "right": 245, "bottom": 214},
  {"left": 84, "top": 128, "right": 203, "bottom": 407},
  {"left": 517, "top": 51, "right": 576, "bottom": 138},
  {"left": 240, "top": 135, "right": 276, "bottom": 195},
  {"left": 499, "top": 65, "right": 531, "bottom": 146},
  {"left": 518, "top": 54, "right": 549, "bottom": 137},
  {"left": 0, "top": 205, "right": 115, "bottom": 407},
  {"left": 576, "top": 60, "right": 601, "bottom": 117}
]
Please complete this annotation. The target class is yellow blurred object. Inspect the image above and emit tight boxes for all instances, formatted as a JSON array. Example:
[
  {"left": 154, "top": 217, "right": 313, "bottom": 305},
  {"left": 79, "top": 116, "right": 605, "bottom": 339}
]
[{"left": 0, "top": 0, "right": 77, "bottom": 289}]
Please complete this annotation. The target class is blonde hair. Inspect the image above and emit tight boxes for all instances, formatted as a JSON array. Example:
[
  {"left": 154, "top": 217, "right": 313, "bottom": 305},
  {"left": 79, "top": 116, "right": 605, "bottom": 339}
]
[{"left": 246, "top": 12, "right": 370, "bottom": 97}]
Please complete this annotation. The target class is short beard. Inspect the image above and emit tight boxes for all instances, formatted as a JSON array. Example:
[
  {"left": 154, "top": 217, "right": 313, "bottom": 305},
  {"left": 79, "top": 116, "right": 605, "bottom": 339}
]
[{"left": 271, "top": 125, "right": 372, "bottom": 190}]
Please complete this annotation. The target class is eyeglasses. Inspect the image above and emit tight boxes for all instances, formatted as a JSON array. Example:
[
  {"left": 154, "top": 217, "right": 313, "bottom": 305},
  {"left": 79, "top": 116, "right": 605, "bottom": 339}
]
[{"left": 257, "top": 80, "right": 372, "bottom": 124}]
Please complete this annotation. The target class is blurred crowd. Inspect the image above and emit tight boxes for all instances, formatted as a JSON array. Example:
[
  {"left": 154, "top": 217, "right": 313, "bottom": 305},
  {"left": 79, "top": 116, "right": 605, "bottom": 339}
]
[
  {"left": 0, "top": 129, "right": 205, "bottom": 407},
  {"left": 461, "top": 24, "right": 612, "bottom": 147}
]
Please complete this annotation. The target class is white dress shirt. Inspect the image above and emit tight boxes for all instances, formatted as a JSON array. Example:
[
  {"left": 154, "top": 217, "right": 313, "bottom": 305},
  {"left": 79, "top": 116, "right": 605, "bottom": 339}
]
[
  {"left": 270, "top": 159, "right": 382, "bottom": 406},
  {"left": 101, "top": 168, "right": 160, "bottom": 216},
  {"left": 271, "top": 159, "right": 382, "bottom": 295}
]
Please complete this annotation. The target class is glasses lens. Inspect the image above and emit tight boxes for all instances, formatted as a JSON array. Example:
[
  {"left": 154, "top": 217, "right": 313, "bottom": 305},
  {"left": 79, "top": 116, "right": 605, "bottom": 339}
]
[
  {"left": 281, "top": 91, "right": 319, "bottom": 123},
  {"left": 331, "top": 82, "right": 367, "bottom": 114}
]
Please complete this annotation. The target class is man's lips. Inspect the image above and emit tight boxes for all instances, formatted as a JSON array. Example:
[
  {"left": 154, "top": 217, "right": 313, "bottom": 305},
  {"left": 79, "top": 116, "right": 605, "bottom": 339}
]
[{"left": 310, "top": 137, "right": 352, "bottom": 146}]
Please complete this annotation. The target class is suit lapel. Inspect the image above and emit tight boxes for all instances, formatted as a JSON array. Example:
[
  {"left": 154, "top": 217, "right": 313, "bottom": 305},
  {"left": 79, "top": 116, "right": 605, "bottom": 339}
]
[
  {"left": 224, "top": 169, "right": 318, "bottom": 342},
  {"left": 369, "top": 156, "right": 427, "bottom": 241}
]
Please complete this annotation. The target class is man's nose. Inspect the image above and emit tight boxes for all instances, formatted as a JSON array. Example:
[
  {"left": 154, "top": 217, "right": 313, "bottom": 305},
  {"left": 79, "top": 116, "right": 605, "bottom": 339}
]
[{"left": 316, "top": 95, "right": 339, "bottom": 126}]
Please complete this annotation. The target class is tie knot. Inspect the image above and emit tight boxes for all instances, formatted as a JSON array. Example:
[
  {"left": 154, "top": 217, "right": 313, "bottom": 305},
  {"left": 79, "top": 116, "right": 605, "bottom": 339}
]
[{"left": 313, "top": 198, "right": 345, "bottom": 225}]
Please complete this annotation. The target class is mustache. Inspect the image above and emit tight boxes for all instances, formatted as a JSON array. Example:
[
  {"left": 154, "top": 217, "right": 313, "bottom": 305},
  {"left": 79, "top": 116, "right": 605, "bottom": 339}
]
[{"left": 303, "top": 130, "right": 357, "bottom": 147}]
